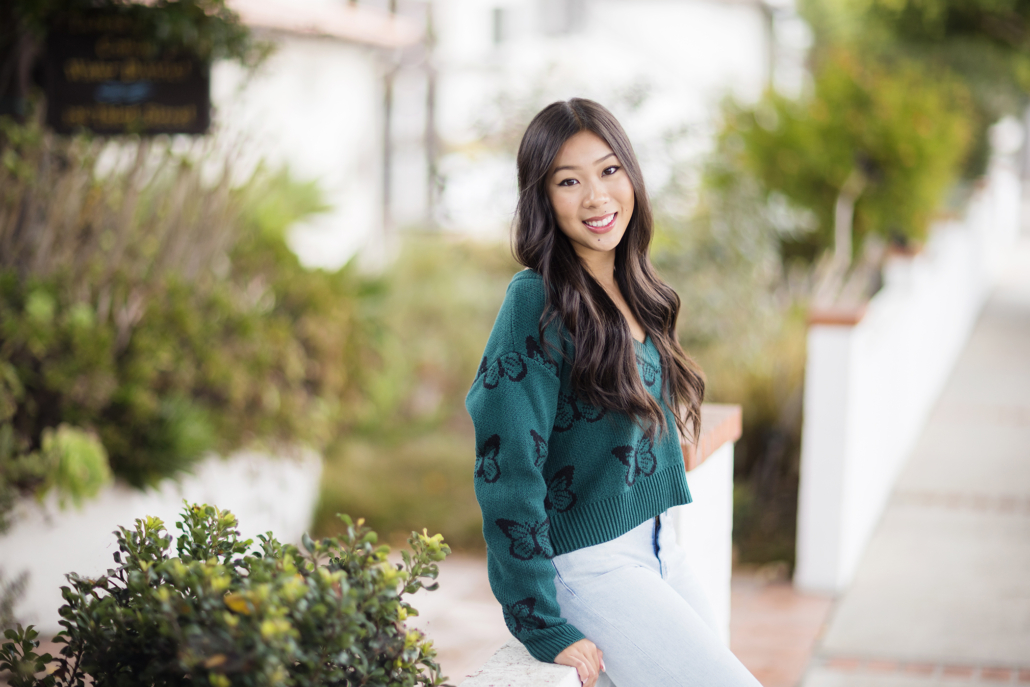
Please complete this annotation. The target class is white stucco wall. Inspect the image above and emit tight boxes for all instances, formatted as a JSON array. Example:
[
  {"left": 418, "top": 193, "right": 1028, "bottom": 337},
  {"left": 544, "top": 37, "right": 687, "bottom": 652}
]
[
  {"left": 211, "top": 34, "right": 384, "bottom": 269},
  {"left": 0, "top": 450, "right": 322, "bottom": 634},
  {"left": 795, "top": 158, "right": 1023, "bottom": 594},
  {"left": 671, "top": 440, "right": 735, "bottom": 645}
]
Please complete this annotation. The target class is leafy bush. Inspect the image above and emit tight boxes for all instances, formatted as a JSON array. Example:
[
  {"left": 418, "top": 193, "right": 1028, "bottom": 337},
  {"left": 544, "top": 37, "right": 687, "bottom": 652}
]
[
  {"left": 316, "top": 236, "right": 519, "bottom": 550},
  {"left": 0, "top": 503, "right": 450, "bottom": 687},
  {"left": 0, "top": 570, "right": 27, "bottom": 631},
  {"left": 652, "top": 146, "right": 809, "bottom": 566},
  {"left": 0, "top": 116, "right": 374, "bottom": 522},
  {"left": 721, "top": 50, "right": 973, "bottom": 260}
]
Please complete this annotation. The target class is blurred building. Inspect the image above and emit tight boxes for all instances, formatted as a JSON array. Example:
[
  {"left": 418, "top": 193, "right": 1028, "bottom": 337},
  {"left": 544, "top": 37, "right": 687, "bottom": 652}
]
[
  {"left": 214, "top": 0, "right": 424, "bottom": 268},
  {"left": 216, "top": 0, "right": 809, "bottom": 268}
]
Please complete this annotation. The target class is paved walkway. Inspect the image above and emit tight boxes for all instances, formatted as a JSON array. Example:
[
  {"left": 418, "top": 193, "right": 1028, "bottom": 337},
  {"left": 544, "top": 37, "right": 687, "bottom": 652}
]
[{"left": 801, "top": 235, "right": 1030, "bottom": 686}]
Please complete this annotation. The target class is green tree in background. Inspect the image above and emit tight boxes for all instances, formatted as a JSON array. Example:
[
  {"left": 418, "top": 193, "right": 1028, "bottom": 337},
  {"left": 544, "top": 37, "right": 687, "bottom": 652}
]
[
  {"left": 722, "top": 50, "right": 973, "bottom": 261},
  {"left": 800, "top": 0, "right": 1030, "bottom": 177}
]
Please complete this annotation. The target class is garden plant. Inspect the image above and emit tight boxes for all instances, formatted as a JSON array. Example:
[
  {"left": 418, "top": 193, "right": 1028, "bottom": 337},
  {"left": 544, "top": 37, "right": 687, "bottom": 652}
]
[{"left": 0, "top": 503, "right": 450, "bottom": 686}]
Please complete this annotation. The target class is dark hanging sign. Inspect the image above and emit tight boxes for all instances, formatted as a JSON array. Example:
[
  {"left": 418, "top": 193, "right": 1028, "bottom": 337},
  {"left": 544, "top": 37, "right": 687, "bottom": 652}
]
[{"left": 44, "top": 11, "right": 210, "bottom": 135}]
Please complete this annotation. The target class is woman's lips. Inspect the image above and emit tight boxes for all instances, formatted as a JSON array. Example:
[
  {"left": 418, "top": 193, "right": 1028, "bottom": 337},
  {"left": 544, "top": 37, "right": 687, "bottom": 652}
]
[{"left": 583, "top": 212, "right": 617, "bottom": 233}]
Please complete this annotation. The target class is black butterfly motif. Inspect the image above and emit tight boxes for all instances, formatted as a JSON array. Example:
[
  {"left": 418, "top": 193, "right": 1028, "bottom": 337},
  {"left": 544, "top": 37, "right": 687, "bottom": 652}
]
[
  {"left": 611, "top": 435, "right": 658, "bottom": 486},
  {"left": 530, "top": 429, "right": 548, "bottom": 468},
  {"left": 503, "top": 597, "right": 547, "bottom": 637},
  {"left": 544, "top": 466, "right": 576, "bottom": 513},
  {"left": 553, "top": 392, "right": 606, "bottom": 432},
  {"left": 475, "top": 434, "right": 501, "bottom": 483},
  {"left": 495, "top": 517, "right": 553, "bottom": 560},
  {"left": 480, "top": 352, "right": 528, "bottom": 389},
  {"left": 636, "top": 355, "right": 659, "bottom": 388},
  {"left": 525, "top": 335, "right": 558, "bottom": 375}
]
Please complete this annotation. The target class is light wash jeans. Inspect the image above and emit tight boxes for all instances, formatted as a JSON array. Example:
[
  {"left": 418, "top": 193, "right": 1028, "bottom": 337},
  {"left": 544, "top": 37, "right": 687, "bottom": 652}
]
[{"left": 550, "top": 511, "right": 762, "bottom": 687}]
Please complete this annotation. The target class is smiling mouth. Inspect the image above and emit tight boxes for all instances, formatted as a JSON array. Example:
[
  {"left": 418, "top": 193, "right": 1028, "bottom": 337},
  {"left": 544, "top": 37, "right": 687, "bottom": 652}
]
[{"left": 583, "top": 213, "right": 617, "bottom": 233}]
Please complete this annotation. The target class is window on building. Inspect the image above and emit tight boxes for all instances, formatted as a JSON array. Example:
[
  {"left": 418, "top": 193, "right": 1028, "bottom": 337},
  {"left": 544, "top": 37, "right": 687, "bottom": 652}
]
[
  {"left": 492, "top": 6, "right": 507, "bottom": 45},
  {"left": 538, "top": 0, "right": 586, "bottom": 35}
]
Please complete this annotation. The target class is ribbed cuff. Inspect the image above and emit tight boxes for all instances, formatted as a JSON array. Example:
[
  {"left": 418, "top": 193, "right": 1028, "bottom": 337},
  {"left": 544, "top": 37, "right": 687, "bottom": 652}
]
[{"left": 522, "top": 622, "right": 588, "bottom": 663}]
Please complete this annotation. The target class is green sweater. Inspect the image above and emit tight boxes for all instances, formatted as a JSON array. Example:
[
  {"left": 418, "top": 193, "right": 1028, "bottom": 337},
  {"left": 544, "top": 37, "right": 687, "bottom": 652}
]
[{"left": 465, "top": 269, "right": 693, "bottom": 663}]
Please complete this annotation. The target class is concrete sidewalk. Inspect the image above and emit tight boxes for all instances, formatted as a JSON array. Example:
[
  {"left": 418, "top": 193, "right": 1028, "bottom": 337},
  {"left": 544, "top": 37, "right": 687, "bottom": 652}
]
[{"left": 801, "top": 236, "right": 1030, "bottom": 686}]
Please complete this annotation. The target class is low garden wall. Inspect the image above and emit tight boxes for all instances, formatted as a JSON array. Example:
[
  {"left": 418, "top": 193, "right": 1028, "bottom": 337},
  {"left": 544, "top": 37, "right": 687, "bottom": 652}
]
[
  {"left": 459, "top": 403, "right": 743, "bottom": 687},
  {"left": 0, "top": 449, "right": 322, "bottom": 634},
  {"left": 794, "top": 157, "right": 1024, "bottom": 594}
]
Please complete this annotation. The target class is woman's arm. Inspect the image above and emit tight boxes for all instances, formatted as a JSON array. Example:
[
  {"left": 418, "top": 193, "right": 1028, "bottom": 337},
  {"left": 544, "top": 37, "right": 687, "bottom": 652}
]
[
  {"left": 468, "top": 347, "right": 587, "bottom": 663},
  {"left": 466, "top": 274, "right": 587, "bottom": 663}
]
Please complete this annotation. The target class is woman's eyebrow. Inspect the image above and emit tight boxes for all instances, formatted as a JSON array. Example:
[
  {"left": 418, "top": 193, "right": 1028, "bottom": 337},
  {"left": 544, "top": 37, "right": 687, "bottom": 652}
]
[{"left": 551, "top": 152, "right": 617, "bottom": 176}]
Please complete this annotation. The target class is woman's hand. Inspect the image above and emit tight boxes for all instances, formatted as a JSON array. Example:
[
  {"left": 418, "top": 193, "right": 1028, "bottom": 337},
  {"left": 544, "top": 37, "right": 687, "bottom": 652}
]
[{"left": 555, "top": 638, "right": 605, "bottom": 687}]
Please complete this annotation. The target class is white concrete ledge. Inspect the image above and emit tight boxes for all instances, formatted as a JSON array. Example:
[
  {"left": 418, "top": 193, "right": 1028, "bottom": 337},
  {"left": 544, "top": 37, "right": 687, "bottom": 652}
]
[{"left": 459, "top": 640, "right": 585, "bottom": 687}]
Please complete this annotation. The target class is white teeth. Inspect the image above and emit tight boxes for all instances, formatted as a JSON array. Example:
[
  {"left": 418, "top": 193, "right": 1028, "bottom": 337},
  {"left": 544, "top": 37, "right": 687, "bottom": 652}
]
[{"left": 585, "top": 214, "right": 614, "bottom": 228}]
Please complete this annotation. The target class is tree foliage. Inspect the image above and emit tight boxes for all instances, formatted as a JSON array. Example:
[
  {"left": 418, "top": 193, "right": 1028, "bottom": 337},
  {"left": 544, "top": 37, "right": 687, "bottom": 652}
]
[
  {"left": 721, "top": 50, "right": 973, "bottom": 257},
  {"left": 800, "top": 0, "right": 1030, "bottom": 177}
]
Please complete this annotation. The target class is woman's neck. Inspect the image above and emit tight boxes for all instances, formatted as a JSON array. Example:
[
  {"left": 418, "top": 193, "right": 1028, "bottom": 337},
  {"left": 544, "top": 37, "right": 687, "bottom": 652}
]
[{"left": 577, "top": 250, "right": 616, "bottom": 289}]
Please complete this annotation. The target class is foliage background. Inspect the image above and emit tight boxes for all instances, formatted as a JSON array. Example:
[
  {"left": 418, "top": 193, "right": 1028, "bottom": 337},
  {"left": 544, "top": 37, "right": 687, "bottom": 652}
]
[{"left": 0, "top": 119, "right": 374, "bottom": 528}]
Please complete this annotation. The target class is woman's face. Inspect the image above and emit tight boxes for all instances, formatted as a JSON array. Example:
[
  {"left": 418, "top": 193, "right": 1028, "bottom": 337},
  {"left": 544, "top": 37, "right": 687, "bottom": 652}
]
[{"left": 546, "top": 130, "right": 635, "bottom": 269}]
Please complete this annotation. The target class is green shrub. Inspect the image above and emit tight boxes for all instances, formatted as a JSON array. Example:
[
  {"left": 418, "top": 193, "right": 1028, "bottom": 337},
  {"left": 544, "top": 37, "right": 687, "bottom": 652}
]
[
  {"left": 315, "top": 236, "right": 518, "bottom": 550},
  {"left": 0, "top": 113, "right": 374, "bottom": 518},
  {"left": 0, "top": 503, "right": 450, "bottom": 687}
]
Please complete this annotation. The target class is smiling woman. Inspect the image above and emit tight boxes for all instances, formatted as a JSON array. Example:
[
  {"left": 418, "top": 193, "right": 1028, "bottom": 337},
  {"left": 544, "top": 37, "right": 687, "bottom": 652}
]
[{"left": 465, "top": 99, "right": 761, "bottom": 687}]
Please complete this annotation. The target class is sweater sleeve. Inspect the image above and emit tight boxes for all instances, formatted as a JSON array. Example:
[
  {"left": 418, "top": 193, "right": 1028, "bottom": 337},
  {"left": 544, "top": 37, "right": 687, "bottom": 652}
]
[{"left": 465, "top": 281, "right": 586, "bottom": 663}]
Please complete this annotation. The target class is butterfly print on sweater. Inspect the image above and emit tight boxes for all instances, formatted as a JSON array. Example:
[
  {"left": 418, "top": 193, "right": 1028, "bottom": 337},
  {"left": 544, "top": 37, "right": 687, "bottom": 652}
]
[
  {"left": 475, "top": 434, "right": 501, "bottom": 483},
  {"left": 544, "top": 466, "right": 576, "bottom": 513},
  {"left": 503, "top": 597, "right": 547, "bottom": 637},
  {"left": 530, "top": 429, "right": 548, "bottom": 468},
  {"left": 525, "top": 335, "right": 559, "bottom": 375},
  {"left": 553, "top": 392, "right": 606, "bottom": 432},
  {"left": 612, "top": 435, "right": 658, "bottom": 486},
  {"left": 478, "top": 352, "right": 528, "bottom": 389},
  {"left": 495, "top": 518, "right": 554, "bottom": 560},
  {"left": 636, "top": 355, "right": 659, "bottom": 388}
]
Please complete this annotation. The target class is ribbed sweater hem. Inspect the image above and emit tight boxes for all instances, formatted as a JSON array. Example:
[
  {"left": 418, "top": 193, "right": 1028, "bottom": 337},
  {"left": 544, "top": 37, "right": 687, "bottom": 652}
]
[
  {"left": 523, "top": 623, "right": 588, "bottom": 663},
  {"left": 548, "top": 464, "right": 692, "bottom": 555}
]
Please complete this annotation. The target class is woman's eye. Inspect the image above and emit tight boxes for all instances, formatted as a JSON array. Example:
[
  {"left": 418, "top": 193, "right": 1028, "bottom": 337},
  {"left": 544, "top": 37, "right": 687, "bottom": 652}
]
[
  {"left": 557, "top": 178, "right": 578, "bottom": 187},
  {"left": 602, "top": 165, "right": 620, "bottom": 176}
]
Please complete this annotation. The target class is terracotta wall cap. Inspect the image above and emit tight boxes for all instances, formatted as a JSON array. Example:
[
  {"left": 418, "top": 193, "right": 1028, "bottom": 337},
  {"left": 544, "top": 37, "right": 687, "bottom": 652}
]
[
  {"left": 807, "top": 304, "right": 867, "bottom": 326},
  {"left": 681, "top": 403, "right": 743, "bottom": 471}
]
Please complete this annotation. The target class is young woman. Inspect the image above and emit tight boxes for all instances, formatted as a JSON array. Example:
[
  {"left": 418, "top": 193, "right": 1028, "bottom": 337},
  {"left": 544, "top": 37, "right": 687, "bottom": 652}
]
[{"left": 466, "top": 99, "right": 761, "bottom": 687}]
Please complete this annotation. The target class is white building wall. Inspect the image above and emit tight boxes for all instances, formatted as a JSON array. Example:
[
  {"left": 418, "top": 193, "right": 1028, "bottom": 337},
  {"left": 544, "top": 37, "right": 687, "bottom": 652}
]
[{"left": 212, "top": 34, "right": 385, "bottom": 269}]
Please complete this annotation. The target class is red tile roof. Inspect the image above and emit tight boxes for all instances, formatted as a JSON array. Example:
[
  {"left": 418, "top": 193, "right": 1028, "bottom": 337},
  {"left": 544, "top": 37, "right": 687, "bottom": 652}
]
[{"left": 228, "top": 0, "right": 423, "bottom": 49}]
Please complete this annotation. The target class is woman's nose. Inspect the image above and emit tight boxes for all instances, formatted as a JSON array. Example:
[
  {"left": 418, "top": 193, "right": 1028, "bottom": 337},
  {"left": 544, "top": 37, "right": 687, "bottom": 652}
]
[{"left": 583, "top": 180, "right": 609, "bottom": 206}]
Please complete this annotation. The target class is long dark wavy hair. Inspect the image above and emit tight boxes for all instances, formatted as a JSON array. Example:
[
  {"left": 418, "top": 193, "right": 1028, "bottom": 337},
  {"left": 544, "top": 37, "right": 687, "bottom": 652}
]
[{"left": 513, "top": 98, "right": 705, "bottom": 445}]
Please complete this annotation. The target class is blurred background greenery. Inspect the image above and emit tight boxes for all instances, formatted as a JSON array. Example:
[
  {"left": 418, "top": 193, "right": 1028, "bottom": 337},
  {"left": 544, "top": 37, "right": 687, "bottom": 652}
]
[{"left": 1, "top": 0, "right": 1027, "bottom": 572}]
